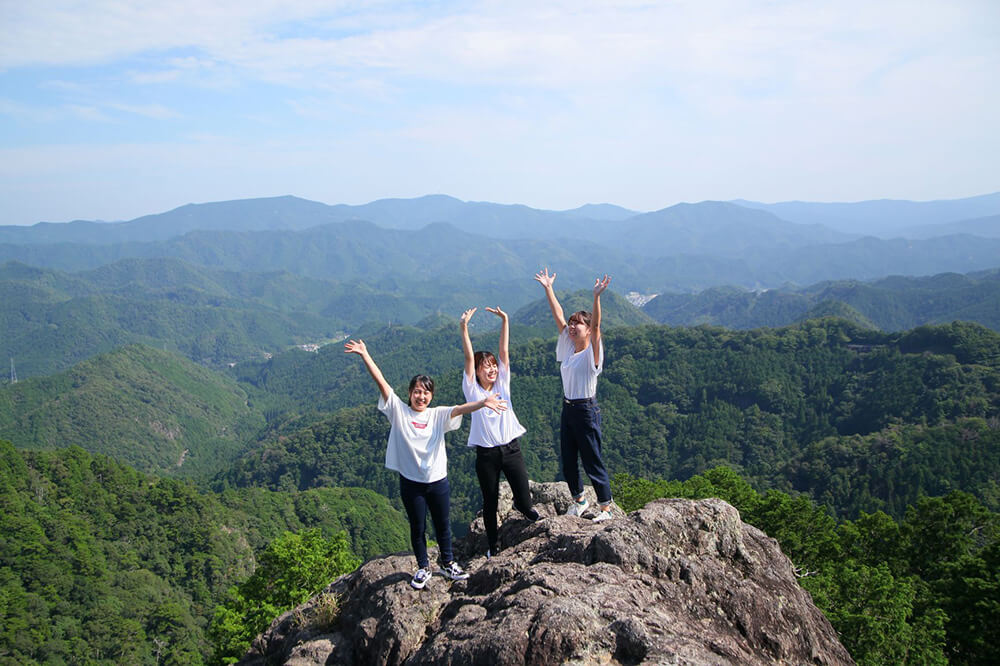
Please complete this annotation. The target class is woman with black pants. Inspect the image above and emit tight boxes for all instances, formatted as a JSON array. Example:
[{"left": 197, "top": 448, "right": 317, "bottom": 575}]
[{"left": 460, "top": 306, "right": 539, "bottom": 558}]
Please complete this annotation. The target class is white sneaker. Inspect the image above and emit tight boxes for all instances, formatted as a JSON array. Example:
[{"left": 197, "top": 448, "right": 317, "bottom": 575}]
[
  {"left": 566, "top": 498, "right": 590, "bottom": 517},
  {"left": 593, "top": 510, "right": 613, "bottom": 522},
  {"left": 410, "top": 568, "right": 431, "bottom": 589}
]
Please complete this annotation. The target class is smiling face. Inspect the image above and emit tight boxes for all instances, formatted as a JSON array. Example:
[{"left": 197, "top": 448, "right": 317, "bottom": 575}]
[
  {"left": 475, "top": 353, "right": 499, "bottom": 390},
  {"left": 407, "top": 375, "right": 435, "bottom": 412},
  {"left": 408, "top": 386, "right": 432, "bottom": 411},
  {"left": 566, "top": 311, "right": 592, "bottom": 349}
]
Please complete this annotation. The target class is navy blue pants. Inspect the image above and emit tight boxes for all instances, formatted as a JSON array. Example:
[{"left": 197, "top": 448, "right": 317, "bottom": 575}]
[
  {"left": 560, "top": 397, "right": 612, "bottom": 504},
  {"left": 399, "top": 474, "right": 453, "bottom": 569},
  {"left": 475, "top": 439, "right": 539, "bottom": 553}
]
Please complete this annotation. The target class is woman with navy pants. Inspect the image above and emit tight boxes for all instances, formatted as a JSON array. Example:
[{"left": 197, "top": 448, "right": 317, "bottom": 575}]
[{"left": 534, "top": 268, "right": 614, "bottom": 522}]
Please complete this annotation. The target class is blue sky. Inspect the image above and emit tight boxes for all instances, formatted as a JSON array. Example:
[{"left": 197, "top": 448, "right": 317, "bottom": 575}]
[{"left": 1, "top": 0, "right": 998, "bottom": 225}]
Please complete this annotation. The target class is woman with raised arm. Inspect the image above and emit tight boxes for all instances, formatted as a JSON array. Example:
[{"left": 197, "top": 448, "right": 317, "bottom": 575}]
[
  {"left": 460, "top": 306, "right": 539, "bottom": 559},
  {"left": 533, "top": 268, "right": 615, "bottom": 522},
  {"left": 344, "top": 338, "right": 506, "bottom": 589}
]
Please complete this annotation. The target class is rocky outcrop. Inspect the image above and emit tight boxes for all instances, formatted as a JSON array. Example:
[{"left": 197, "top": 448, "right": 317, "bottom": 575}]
[{"left": 240, "top": 482, "right": 854, "bottom": 665}]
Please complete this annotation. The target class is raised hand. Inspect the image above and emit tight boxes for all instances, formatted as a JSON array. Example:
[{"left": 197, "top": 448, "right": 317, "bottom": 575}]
[
  {"left": 593, "top": 274, "right": 611, "bottom": 296},
  {"left": 485, "top": 306, "right": 507, "bottom": 319},
  {"left": 534, "top": 267, "right": 556, "bottom": 289},
  {"left": 344, "top": 339, "right": 369, "bottom": 356},
  {"left": 460, "top": 308, "right": 477, "bottom": 327},
  {"left": 345, "top": 339, "right": 390, "bottom": 399}
]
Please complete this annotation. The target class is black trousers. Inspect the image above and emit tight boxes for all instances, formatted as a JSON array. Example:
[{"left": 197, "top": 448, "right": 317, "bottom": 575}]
[
  {"left": 398, "top": 474, "right": 452, "bottom": 569},
  {"left": 475, "top": 439, "right": 538, "bottom": 552}
]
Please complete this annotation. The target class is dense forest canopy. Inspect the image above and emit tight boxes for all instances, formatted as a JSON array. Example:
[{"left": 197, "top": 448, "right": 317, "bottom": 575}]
[
  {"left": 0, "top": 441, "right": 407, "bottom": 665},
  {"left": 223, "top": 318, "right": 1000, "bottom": 525}
]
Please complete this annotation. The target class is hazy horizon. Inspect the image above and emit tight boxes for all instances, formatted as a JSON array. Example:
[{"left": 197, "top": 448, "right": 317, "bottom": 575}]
[{"left": 2, "top": 1, "right": 998, "bottom": 226}]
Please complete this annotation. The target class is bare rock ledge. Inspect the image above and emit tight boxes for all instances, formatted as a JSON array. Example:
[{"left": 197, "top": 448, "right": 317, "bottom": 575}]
[{"left": 240, "top": 481, "right": 854, "bottom": 665}]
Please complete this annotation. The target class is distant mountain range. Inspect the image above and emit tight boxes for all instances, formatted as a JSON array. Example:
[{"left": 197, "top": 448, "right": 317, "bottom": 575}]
[
  {"left": 1, "top": 194, "right": 999, "bottom": 294},
  {"left": 732, "top": 191, "right": 1000, "bottom": 237},
  {"left": 4, "top": 191, "right": 999, "bottom": 246},
  {"left": 2, "top": 192, "right": 999, "bottom": 380}
]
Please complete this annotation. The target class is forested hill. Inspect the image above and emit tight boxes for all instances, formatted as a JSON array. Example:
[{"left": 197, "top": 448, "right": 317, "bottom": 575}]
[
  {"left": 642, "top": 268, "right": 1000, "bottom": 331},
  {"left": 0, "top": 259, "right": 343, "bottom": 378},
  {"left": 0, "top": 344, "right": 264, "bottom": 478},
  {"left": 221, "top": 318, "right": 1000, "bottom": 525},
  {"left": 0, "top": 441, "right": 409, "bottom": 664},
  {"left": 6, "top": 257, "right": 1000, "bottom": 385}
]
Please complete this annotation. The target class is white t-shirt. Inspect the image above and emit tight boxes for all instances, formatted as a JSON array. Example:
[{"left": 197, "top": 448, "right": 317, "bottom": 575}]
[
  {"left": 556, "top": 328, "right": 604, "bottom": 400},
  {"left": 462, "top": 360, "right": 527, "bottom": 448},
  {"left": 377, "top": 391, "right": 462, "bottom": 483}
]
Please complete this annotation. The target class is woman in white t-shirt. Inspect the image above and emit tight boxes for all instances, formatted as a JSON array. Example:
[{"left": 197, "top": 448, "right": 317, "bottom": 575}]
[
  {"left": 459, "top": 306, "right": 540, "bottom": 559},
  {"left": 345, "top": 338, "right": 506, "bottom": 589},
  {"left": 534, "top": 268, "right": 614, "bottom": 522}
]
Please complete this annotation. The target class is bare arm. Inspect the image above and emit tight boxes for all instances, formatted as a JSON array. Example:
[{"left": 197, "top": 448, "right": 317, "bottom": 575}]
[
  {"left": 459, "top": 308, "right": 476, "bottom": 380},
  {"left": 591, "top": 274, "right": 611, "bottom": 367},
  {"left": 450, "top": 394, "right": 508, "bottom": 418},
  {"left": 344, "top": 339, "right": 391, "bottom": 401},
  {"left": 485, "top": 306, "right": 510, "bottom": 368},
  {"left": 534, "top": 267, "right": 566, "bottom": 332}
]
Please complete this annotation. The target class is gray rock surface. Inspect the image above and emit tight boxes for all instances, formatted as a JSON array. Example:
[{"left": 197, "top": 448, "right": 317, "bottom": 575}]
[{"left": 239, "top": 482, "right": 854, "bottom": 665}]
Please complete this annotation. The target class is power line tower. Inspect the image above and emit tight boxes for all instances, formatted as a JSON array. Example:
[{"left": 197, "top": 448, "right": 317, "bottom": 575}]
[{"left": 9, "top": 358, "right": 16, "bottom": 384}]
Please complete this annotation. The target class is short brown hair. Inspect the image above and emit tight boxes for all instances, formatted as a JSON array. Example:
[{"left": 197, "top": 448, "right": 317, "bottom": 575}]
[{"left": 474, "top": 351, "right": 498, "bottom": 388}]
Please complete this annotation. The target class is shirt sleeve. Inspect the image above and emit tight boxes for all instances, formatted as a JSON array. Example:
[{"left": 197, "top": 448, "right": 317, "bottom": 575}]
[
  {"left": 461, "top": 370, "right": 477, "bottom": 401},
  {"left": 377, "top": 390, "right": 400, "bottom": 417},
  {"left": 438, "top": 406, "right": 463, "bottom": 432},
  {"left": 556, "top": 328, "right": 574, "bottom": 362},
  {"left": 497, "top": 359, "right": 511, "bottom": 392}
]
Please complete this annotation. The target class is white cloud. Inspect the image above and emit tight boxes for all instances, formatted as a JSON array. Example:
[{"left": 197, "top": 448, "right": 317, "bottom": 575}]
[{"left": 1, "top": 0, "right": 998, "bottom": 223}]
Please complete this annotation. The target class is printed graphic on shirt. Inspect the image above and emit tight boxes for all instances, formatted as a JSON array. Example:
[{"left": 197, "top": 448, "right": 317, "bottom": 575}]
[{"left": 412, "top": 421, "right": 427, "bottom": 429}]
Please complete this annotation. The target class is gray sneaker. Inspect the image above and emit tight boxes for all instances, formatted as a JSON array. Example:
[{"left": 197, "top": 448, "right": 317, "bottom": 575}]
[
  {"left": 593, "top": 509, "right": 613, "bottom": 522},
  {"left": 566, "top": 498, "right": 590, "bottom": 517},
  {"left": 441, "top": 561, "right": 469, "bottom": 581},
  {"left": 411, "top": 567, "right": 431, "bottom": 589}
]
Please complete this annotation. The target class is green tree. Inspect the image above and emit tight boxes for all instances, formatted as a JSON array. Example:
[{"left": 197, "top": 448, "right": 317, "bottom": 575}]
[{"left": 208, "top": 528, "right": 360, "bottom": 664}]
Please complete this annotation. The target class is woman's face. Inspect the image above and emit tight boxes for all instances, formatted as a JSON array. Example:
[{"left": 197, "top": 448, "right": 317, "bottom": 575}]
[
  {"left": 476, "top": 358, "right": 499, "bottom": 388},
  {"left": 408, "top": 386, "right": 433, "bottom": 412},
  {"left": 567, "top": 316, "right": 591, "bottom": 345}
]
